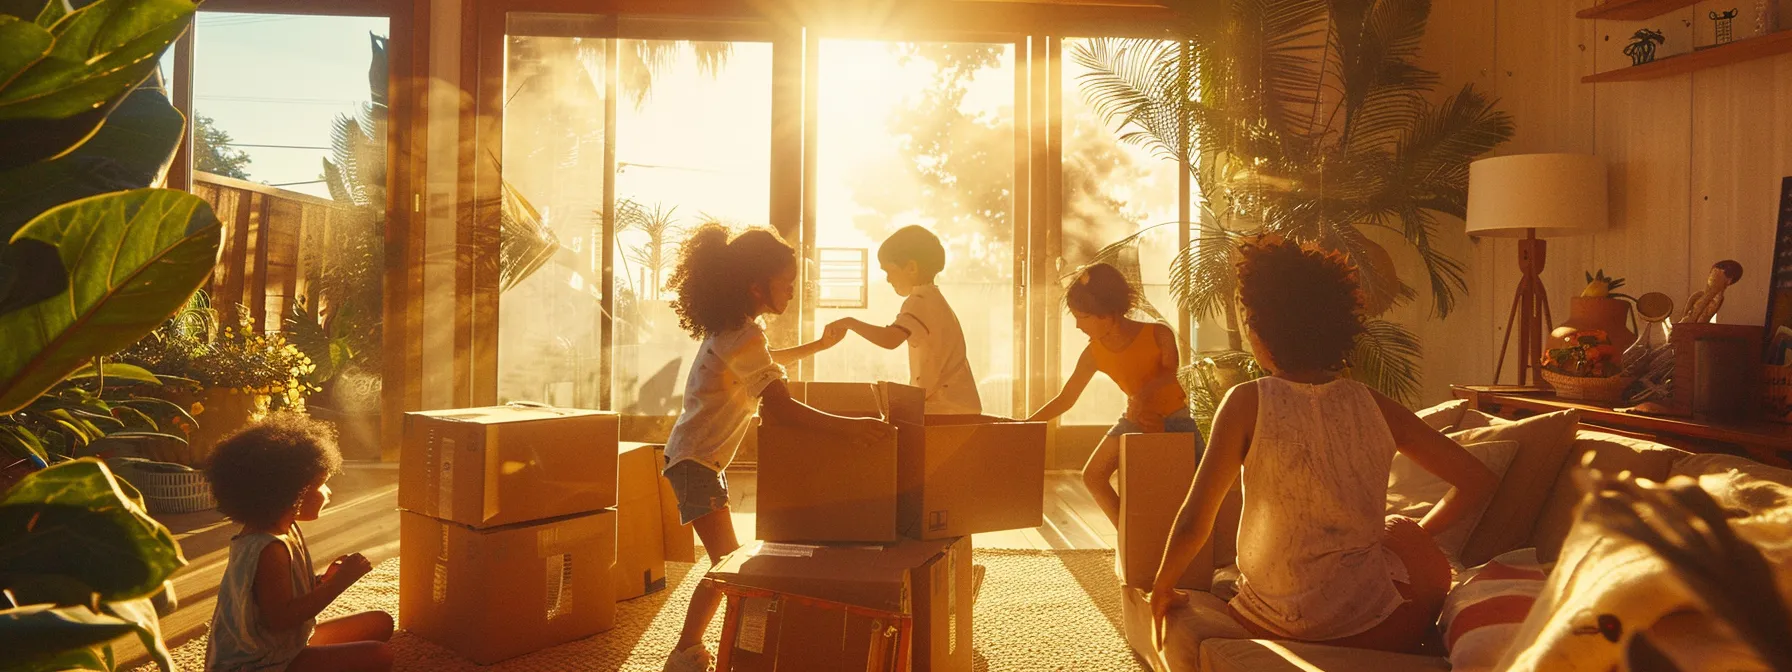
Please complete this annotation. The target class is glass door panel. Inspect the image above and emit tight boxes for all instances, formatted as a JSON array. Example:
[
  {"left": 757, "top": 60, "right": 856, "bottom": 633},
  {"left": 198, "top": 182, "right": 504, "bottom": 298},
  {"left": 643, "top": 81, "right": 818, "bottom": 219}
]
[
  {"left": 494, "top": 12, "right": 774, "bottom": 413},
  {"left": 810, "top": 39, "right": 1017, "bottom": 413}
]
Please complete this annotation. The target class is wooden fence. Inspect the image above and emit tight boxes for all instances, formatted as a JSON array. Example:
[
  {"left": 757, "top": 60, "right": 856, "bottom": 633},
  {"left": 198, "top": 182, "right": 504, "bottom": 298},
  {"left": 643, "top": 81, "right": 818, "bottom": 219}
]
[{"left": 190, "top": 172, "right": 358, "bottom": 332}]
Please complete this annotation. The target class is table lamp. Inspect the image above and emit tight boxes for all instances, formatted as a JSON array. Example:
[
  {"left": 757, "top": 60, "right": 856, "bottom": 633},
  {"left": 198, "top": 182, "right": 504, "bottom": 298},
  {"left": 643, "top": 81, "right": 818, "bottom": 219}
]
[{"left": 1467, "top": 153, "right": 1609, "bottom": 387}]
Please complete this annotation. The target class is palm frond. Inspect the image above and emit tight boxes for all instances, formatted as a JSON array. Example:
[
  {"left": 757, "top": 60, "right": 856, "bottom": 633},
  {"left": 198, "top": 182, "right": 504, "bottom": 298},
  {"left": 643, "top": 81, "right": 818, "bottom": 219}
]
[
  {"left": 1396, "top": 84, "right": 1515, "bottom": 218},
  {"left": 1180, "top": 350, "right": 1265, "bottom": 437},
  {"left": 497, "top": 181, "right": 561, "bottom": 293},
  {"left": 326, "top": 115, "right": 365, "bottom": 206},
  {"left": 691, "top": 41, "right": 733, "bottom": 78},
  {"left": 1069, "top": 38, "right": 1193, "bottom": 162},
  {"left": 1169, "top": 219, "right": 1247, "bottom": 323},
  {"left": 1347, "top": 318, "right": 1422, "bottom": 405},
  {"left": 1082, "top": 228, "right": 1173, "bottom": 324}
]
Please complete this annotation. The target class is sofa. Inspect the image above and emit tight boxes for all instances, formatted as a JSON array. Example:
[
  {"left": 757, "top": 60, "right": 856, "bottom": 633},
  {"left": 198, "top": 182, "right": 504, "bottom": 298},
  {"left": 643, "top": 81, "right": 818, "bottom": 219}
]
[{"left": 1117, "top": 402, "right": 1792, "bottom": 671}]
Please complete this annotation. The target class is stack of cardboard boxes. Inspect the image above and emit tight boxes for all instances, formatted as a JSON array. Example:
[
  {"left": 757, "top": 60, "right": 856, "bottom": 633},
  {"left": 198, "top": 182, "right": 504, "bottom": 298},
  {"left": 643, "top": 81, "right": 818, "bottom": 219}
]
[
  {"left": 712, "top": 382, "right": 1048, "bottom": 671},
  {"left": 396, "top": 405, "right": 624, "bottom": 665}
]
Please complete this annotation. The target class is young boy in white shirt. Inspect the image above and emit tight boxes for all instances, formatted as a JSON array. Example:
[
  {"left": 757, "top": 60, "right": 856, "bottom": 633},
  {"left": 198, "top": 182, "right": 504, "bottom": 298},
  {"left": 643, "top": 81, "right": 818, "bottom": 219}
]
[{"left": 826, "top": 225, "right": 982, "bottom": 415}]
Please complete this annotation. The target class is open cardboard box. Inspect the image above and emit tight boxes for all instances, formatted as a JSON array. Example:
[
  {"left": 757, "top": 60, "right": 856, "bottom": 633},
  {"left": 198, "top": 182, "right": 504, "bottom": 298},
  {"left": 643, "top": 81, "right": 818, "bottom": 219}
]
[
  {"left": 759, "top": 382, "right": 1048, "bottom": 542},
  {"left": 902, "top": 415, "right": 1047, "bottom": 540},
  {"left": 400, "top": 405, "right": 618, "bottom": 529},
  {"left": 399, "top": 509, "right": 617, "bottom": 665},
  {"left": 709, "top": 537, "right": 973, "bottom": 672},
  {"left": 754, "top": 382, "right": 922, "bottom": 543}
]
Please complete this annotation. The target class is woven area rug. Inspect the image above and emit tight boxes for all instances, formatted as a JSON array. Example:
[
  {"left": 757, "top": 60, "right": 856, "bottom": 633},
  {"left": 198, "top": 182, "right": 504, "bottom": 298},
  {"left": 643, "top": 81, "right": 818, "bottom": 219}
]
[{"left": 142, "top": 548, "right": 1145, "bottom": 672}]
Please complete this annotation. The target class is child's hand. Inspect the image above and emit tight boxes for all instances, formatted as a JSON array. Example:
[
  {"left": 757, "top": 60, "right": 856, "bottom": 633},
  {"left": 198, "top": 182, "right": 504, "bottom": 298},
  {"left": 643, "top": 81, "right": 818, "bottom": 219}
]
[
  {"left": 838, "top": 416, "right": 894, "bottom": 445},
  {"left": 821, "top": 320, "right": 851, "bottom": 347},
  {"left": 322, "top": 553, "right": 374, "bottom": 588}
]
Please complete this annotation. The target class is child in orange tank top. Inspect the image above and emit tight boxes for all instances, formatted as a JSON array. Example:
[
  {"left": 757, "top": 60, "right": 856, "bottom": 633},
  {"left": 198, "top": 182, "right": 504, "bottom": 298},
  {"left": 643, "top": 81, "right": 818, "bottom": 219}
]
[{"left": 1026, "top": 263, "right": 1200, "bottom": 526}]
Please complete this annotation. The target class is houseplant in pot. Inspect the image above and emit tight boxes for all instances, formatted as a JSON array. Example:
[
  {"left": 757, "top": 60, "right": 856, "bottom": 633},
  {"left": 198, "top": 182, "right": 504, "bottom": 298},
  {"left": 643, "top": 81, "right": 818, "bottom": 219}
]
[{"left": 118, "top": 292, "right": 317, "bottom": 466}]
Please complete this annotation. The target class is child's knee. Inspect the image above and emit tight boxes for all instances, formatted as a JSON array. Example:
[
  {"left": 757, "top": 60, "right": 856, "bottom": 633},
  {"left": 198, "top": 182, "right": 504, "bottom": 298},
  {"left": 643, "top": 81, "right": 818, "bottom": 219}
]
[{"left": 370, "top": 610, "right": 394, "bottom": 640}]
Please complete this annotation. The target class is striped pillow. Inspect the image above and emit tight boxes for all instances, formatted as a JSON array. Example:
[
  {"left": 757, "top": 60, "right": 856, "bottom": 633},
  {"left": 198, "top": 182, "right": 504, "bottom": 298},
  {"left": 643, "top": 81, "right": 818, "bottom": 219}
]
[{"left": 1440, "top": 548, "right": 1551, "bottom": 671}]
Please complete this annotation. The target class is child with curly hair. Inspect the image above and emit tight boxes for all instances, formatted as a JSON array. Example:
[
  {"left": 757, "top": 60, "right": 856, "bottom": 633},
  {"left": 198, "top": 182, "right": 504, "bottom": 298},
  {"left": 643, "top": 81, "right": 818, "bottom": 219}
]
[
  {"left": 1027, "top": 262, "right": 1197, "bottom": 526},
  {"left": 1149, "top": 239, "right": 1496, "bottom": 653},
  {"left": 659, "top": 224, "right": 892, "bottom": 672},
  {"left": 204, "top": 414, "right": 393, "bottom": 672}
]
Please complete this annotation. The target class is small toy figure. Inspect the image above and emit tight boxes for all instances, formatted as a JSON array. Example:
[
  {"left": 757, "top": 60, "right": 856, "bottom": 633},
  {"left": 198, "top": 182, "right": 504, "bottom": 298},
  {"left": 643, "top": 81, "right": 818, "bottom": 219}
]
[
  {"left": 1681, "top": 260, "right": 1744, "bottom": 324},
  {"left": 1625, "top": 28, "right": 1667, "bottom": 65}
]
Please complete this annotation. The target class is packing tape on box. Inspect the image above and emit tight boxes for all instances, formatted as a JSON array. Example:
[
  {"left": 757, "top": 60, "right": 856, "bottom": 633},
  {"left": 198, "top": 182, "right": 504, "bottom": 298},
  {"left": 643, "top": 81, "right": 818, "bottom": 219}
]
[
  {"left": 438, "top": 437, "right": 456, "bottom": 520},
  {"left": 739, "top": 596, "right": 773, "bottom": 654}
]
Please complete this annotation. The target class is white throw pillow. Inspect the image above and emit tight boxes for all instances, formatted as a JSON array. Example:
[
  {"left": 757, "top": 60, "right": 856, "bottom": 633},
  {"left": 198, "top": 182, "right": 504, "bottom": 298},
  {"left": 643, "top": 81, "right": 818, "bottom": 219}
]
[{"left": 1386, "top": 440, "right": 1520, "bottom": 560}]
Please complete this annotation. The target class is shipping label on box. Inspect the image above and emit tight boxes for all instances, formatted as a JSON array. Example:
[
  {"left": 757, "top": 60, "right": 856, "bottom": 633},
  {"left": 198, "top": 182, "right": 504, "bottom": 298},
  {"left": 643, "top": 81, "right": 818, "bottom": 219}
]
[
  {"left": 614, "top": 442, "right": 667, "bottom": 601},
  {"left": 1117, "top": 433, "right": 1213, "bottom": 590},
  {"left": 400, "top": 406, "right": 619, "bottom": 529},
  {"left": 899, "top": 415, "right": 1046, "bottom": 540},
  {"left": 399, "top": 509, "right": 617, "bottom": 665}
]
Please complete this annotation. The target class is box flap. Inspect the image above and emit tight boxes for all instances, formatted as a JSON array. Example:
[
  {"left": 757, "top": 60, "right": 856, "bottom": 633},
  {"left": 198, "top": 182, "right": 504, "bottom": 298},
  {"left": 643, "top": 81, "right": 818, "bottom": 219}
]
[
  {"left": 790, "top": 381, "right": 924, "bottom": 424},
  {"left": 410, "top": 404, "right": 612, "bottom": 425}
]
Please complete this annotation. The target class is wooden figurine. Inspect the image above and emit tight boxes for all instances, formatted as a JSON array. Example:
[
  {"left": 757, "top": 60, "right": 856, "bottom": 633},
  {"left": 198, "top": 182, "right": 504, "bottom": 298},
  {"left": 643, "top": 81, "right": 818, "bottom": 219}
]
[{"left": 1682, "top": 260, "right": 1744, "bottom": 324}]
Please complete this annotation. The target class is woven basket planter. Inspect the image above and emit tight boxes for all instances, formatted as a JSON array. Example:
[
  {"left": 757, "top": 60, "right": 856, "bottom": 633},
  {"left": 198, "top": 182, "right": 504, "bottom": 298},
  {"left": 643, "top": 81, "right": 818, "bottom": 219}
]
[
  {"left": 1542, "top": 370, "right": 1636, "bottom": 404},
  {"left": 112, "top": 458, "right": 216, "bottom": 515}
]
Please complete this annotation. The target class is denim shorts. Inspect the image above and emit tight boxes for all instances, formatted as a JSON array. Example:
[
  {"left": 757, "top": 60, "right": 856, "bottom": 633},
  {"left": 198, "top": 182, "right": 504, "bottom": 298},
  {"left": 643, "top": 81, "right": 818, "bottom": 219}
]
[
  {"left": 1107, "top": 407, "right": 1200, "bottom": 437},
  {"left": 663, "top": 458, "right": 729, "bottom": 525}
]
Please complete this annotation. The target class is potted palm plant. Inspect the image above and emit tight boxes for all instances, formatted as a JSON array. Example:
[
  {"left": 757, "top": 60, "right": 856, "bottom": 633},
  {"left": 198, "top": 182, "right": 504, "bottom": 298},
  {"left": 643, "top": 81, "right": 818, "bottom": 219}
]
[{"left": 1073, "top": 0, "right": 1513, "bottom": 429}]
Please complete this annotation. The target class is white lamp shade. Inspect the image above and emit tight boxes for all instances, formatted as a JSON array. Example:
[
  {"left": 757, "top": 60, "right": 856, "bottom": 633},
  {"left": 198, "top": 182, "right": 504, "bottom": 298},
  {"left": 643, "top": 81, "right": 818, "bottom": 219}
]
[{"left": 1466, "top": 153, "right": 1609, "bottom": 238}]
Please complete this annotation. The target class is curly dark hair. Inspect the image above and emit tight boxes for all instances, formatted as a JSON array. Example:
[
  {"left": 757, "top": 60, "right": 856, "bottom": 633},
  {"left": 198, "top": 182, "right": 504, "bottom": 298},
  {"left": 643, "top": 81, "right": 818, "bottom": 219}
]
[
  {"left": 1235, "top": 239, "right": 1365, "bottom": 372},
  {"left": 666, "top": 224, "right": 797, "bottom": 339},
  {"left": 205, "top": 413, "right": 341, "bottom": 530},
  {"left": 877, "top": 225, "right": 946, "bottom": 278},
  {"left": 1065, "top": 262, "right": 1135, "bottom": 317}
]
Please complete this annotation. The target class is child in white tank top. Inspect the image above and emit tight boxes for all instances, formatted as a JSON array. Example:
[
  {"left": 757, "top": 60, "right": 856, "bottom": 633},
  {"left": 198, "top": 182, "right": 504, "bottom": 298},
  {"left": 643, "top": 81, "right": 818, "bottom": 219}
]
[{"left": 1147, "top": 239, "right": 1498, "bottom": 653}]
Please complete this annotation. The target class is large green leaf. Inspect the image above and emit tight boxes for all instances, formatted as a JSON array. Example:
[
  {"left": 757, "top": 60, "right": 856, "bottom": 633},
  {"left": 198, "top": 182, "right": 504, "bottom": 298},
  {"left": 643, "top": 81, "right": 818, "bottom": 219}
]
[
  {"left": 0, "top": 78, "right": 186, "bottom": 239},
  {"left": 65, "top": 361, "right": 159, "bottom": 385},
  {"left": 0, "top": 1, "right": 72, "bottom": 26},
  {"left": 0, "top": 603, "right": 135, "bottom": 672},
  {"left": 0, "top": 16, "right": 52, "bottom": 87},
  {"left": 0, "top": 188, "right": 220, "bottom": 414},
  {"left": 0, "top": 458, "right": 185, "bottom": 602},
  {"left": 0, "top": 0, "right": 195, "bottom": 169}
]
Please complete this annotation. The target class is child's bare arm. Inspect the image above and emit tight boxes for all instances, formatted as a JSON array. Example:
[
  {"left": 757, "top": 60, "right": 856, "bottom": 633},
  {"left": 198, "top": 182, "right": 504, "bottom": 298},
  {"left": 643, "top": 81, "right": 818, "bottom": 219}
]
[
  {"left": 254, "top": 543, "right": 370, "bottom": 630},
  {"left": 1026, "top": 348, "right": 1097, "bottom": 422},
  {"left": 1369, "top": 390, "right": 1498, "bottom": 534},
  {"left": 770, "top": 328, "right": 846, "bottom": 365},
  {"left": 830, "top": 318, "right": 907, "bottom": 350},
  {"left": 759, "top": 380, "right": 894, "bottom": 444}
]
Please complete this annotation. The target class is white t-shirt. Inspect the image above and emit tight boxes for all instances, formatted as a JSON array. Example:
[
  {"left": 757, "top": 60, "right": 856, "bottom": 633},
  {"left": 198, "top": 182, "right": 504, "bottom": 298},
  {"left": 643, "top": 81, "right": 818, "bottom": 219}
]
[
  {"left": 664, "top": 321, "right": 785, "bottom": 471},
  {"left": 892, "top": 284, "right": 982, "bottom": 415}
]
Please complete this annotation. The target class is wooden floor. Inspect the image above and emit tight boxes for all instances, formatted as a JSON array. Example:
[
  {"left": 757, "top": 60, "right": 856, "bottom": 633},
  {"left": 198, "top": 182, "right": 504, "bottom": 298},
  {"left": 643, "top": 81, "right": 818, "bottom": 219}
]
[{"left": 124, "top": 465, "right": 1114, "bottom": 666}]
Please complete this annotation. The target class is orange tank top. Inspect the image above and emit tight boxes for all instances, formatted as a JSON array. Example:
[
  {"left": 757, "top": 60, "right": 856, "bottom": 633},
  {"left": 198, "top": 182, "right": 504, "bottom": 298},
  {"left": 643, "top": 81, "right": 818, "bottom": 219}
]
[{"left": 1089, "top": 322, "right": 1187, "bottom": 424}]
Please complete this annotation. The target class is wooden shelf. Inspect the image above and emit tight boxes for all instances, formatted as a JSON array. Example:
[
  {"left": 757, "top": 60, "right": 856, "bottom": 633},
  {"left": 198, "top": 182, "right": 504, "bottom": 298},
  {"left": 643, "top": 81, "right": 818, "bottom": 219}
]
[
  {"left": 1576, "top": 0, "right": 1700, "bottom": 21},
  {"left": 1583, "top": 30, "right": 1792, "bottom": 83}
]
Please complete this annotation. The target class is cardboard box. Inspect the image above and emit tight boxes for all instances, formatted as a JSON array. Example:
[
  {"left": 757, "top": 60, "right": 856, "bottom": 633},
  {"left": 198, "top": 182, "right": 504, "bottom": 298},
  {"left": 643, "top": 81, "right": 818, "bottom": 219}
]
[
  {"left": 901, "top": 415, "right": 1046, "bottom": 539},
  {"left": 400, "top": 406, "right": 619, "bottom": 529},
  {"left": 1117, "top": 432, "right": 1215, "bottom": 590},
  {"left": 755, "top": 382, "right": 921, "bottom": 543},
  {"left": 614, "top": 442, "right": 666, "bottom": 601},
  {"left": 710, "top": 537, "right": 973, "bottom": 672},
  {"left": 652, "top": 444, "right": 698, "bottom": 564},
  {"left": 399, "top": 509, "right": 617, "bottom": 664}
]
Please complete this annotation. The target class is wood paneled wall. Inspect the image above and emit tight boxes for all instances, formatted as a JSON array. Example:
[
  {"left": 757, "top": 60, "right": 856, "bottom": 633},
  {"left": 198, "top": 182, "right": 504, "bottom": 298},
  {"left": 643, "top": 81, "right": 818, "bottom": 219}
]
[{"left": 1404, "top": 0, "right": 1792, "bottom": 404}]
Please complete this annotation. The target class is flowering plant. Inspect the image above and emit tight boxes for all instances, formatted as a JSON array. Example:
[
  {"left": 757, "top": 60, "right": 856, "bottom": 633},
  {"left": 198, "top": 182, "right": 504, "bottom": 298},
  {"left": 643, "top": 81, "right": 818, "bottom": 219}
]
[
  {"left": 119, "top": 292, "right": 318, "bottom": 409},
  {"left": 1542, "top": 328, "right": 1623, "bottom": 378}
]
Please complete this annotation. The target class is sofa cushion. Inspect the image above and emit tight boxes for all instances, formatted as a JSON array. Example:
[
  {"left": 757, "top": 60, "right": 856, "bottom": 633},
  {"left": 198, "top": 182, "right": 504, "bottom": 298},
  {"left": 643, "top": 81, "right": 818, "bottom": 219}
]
[
  {"left": 1447, "top": 410, "right": 1581, "bottom": 567},
  {"left": 1120, "top": 585, "right": 1250, "bottom": 671},
  {"left": 1528, "top": 430, "right": 1685, "bottom": 561},
  {"left": 1199, "top": 639, "right": 1450, "bottom": 672},
  {"left": 1387, "top": 440, "right": 1520, "bottom": 562},
  {"left": 1440, "top": 549, "right": 1550, "bottom": 672},
  {"left": 1415, "top": 399, "right": 1468, "bottom": 432},
  {"left": 1452, "top": 408, "right": 1509, "bottom": 431}
]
